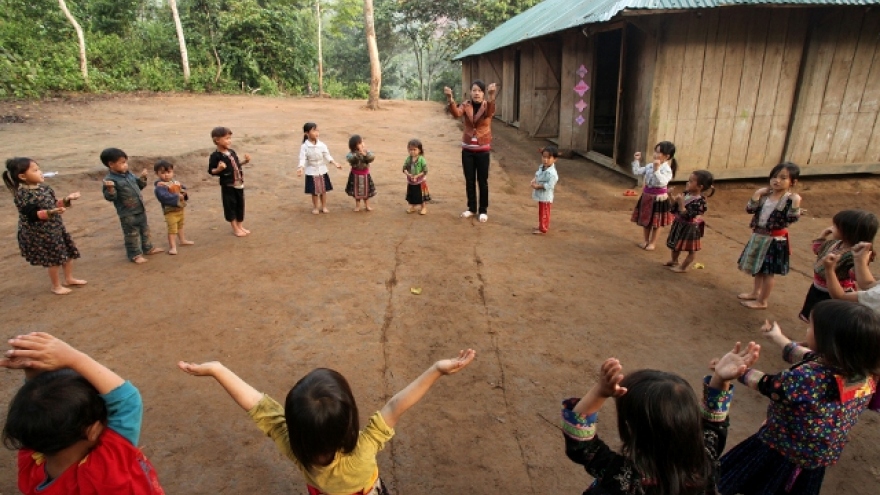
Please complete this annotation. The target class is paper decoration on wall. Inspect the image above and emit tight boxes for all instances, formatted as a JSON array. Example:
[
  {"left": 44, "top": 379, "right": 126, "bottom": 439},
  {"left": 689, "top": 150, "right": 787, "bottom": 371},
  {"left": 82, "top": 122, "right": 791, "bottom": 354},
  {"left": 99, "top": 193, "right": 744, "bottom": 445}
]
[
  {"left": 575, "top": 99, "right": 587, "bottom": 113},
  {"left": 575, "top": 115, "right": 585, "bottom": 126},
  {"left": 577, "top": 65, "right": 588, "bottom": 78},
  {"left": 574, "top": 80, "right": 590, "bottom": 97}
]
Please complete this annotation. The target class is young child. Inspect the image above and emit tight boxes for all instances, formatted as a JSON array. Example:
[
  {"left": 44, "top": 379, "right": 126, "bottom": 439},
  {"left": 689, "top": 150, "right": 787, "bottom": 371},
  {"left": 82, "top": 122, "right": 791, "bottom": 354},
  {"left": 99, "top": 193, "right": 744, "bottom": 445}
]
[
  {"left": 154, "top": 160, "right": 195, "bottom": 255},
  {"left": 208, "top": 127, "right": 251, "bottom": 237},
  {"left": 298, "top": 122, "right": 341, "bottom": 214},
  {"left": 719, "top": 301, "right": 880, "bottom": 494},
  {"left": 4, "top": 158, "right": 86, "bottom": 295},
  {"left": 824, "top": 242, "right": 879, "bottom": 309},
  {"left": 1, "top": 332, "right": 165, "bottom": 494},
  {"left": 631, "top": 141, "right": 677, "bottom": 250},
  {"left": 402, "top": 138, "right": 431, "bottom": 215},
  {"left": 530, "top": 146, "right": 559, "bottom": 235},
  {"left": 178, "top": 348, "right": 476, "bottom": 495},
  {"left": 798, "top": 209, "right": 878, "bottom": 321},
  {"left": 562, "top": 342, "right": 760, "bottom": 494},
  {"left": 102, "top": 148, "right": 164, "bottom": 263},
  {"left": 665, "top": 170, "right": 714, "bottom": 272},
  {"left": 344, "top": 135, "right": 376, "bottom": 212}
]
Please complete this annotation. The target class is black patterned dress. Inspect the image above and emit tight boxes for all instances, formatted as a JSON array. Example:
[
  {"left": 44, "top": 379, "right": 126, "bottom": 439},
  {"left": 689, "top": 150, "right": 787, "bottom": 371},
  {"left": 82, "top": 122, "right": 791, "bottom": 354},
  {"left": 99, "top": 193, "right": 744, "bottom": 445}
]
[{"left": 14, "top": 185, "right": 80, "bottom": 267}]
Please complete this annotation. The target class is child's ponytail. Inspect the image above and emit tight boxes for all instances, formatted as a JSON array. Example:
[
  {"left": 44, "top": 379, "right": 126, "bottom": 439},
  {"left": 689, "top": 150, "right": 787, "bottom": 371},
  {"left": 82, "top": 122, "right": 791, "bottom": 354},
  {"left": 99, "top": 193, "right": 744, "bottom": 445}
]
[
  {"left": 670, "top": 158, "right": 678, "bottom": 178},
  {"left": 4, "top": 157, "right": 32, "bottom": 193},
  {"left": 655, "top": 141, "right": 678, "bottom": 178}
]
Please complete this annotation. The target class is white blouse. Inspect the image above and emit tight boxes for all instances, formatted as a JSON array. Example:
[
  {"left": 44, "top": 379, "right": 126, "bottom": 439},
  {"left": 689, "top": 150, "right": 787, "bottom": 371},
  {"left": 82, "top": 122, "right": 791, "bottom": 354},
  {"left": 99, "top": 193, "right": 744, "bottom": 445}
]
[
  {"left": 631, "top": 160, "right": 673, "bottom": 188},
  {"left": 298, "top": 139, "right": 334, "bottom": 176}
]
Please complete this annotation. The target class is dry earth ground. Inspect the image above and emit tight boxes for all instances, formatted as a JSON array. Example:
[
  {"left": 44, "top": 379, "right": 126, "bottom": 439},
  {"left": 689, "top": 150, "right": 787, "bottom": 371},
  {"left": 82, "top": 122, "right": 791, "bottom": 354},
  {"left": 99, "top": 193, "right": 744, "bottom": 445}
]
[{"left": 0, "top": 94, "right": 879, "bottom": 494}]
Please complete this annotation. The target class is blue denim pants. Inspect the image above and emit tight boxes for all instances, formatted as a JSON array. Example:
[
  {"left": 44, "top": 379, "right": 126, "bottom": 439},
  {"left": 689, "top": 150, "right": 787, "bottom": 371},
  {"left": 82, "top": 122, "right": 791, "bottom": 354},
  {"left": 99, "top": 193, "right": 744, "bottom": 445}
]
[{"left": 119, "top": 212, "right": 153, "bottom": 260}]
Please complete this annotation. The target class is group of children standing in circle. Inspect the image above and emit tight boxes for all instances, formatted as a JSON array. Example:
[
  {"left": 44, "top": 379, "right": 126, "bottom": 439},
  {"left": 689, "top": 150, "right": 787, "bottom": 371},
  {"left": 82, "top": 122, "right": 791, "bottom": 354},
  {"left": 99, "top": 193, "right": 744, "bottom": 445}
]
[{"left": 2, "top": 111, "right": 880, "bottom": 495}]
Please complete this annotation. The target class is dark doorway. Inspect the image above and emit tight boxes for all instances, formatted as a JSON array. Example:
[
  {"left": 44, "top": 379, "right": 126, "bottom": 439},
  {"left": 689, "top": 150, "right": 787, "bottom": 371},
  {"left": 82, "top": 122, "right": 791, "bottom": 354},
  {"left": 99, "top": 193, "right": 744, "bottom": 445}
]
[{"left": 591, "top": 29, "right": 622, "bottom": 158}]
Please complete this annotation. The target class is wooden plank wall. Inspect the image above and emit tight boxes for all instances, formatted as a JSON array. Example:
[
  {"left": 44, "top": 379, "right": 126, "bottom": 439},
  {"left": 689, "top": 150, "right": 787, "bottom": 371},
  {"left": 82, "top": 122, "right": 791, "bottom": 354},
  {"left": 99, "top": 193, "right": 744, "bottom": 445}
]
[
  {"left": 479, "top": 52, "right": 504, "bottom": 119},
  {"left": 787, "top": 8, "right": 880, "bottom": 167},
  {"left": 532, "top": 38, "right": 563, "bottom": 137},
  {"left": 619, "top": 23, "right": 657, "bottom": 166},
  {"left": 501, "top": 48, "right": 516, "bottom": 124},
  {"left": 650, "top": 8, "right": 809, "bottom": 178},
  {"left": 559, "top": 30, "right": 593, "bottom": 151}
]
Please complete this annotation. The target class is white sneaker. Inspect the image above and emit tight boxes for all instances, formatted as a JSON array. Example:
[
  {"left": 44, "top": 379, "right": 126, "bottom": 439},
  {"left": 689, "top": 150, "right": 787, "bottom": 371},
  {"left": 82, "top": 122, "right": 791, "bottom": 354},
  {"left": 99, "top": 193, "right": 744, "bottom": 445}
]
[
  {"left": 479, "top": 214, "right": 488, "bottom": 223},
  {"left": 461, "top": 211, "right": 474, "bottom": 218}
]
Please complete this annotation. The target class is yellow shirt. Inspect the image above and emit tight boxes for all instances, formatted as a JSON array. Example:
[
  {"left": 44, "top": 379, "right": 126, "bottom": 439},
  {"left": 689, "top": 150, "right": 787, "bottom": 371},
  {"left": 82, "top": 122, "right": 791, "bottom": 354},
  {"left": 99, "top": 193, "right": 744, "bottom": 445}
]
[{"left": 248, "top": 394, "right": 394, "bottom": 495}]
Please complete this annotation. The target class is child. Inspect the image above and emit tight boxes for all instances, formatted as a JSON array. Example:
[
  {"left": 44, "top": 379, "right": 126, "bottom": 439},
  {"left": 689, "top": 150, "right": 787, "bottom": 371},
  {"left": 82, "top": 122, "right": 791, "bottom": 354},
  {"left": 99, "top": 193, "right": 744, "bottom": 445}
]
[
  {"left": 530, "top": 146, "right": 559, "bottom": 235},
  {"left": 562, "top": 342, "right": 760, "bottom": 494},
  {"left": 102, "top": 148, "right": 164, "bottom": 263},
  {"left": 3, "top": 158, "right": 86, "bottom": 295},
  {"left": 1, "top": 332, "right": 165, "bottom": 494},
  {"left": 631, "top": 141, "right": 677, "bottom": 250},
  {"left": 665, "top": 170, "right": 714, "bottom": 272},
  {"left": 154, "top": 160, "right": 195, "bottom": 255},
  {"left": 402, "top": 138, "right": 431, "bottom": 215},
  {"left": 719, "top": 301, "right": 880, "bottom": 494},
  {"left": 798, "top": 210, "right": 878, "bottom": 321},
  {"left": 344, "top": 135, "right": 376, "bottom": 212},
  {"left": 208, "top": 127, "right": 251, "bottom": 236},
  {"left": 298, "top": 122, "right": 342, "bottom": 214},
  {"left": 178, "top": 348, "right": 476, "bottom": 495},
  {"left": 824, "top": 242, "right": 879, "bottom": 310}
]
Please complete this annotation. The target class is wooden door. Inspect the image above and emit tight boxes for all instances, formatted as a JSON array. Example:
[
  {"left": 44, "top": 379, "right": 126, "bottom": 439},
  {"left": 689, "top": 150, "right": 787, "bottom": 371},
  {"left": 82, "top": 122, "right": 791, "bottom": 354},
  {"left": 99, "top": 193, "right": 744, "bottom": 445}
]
[{"left": 531, "top": 39, "right": 562, "bottom": 137}]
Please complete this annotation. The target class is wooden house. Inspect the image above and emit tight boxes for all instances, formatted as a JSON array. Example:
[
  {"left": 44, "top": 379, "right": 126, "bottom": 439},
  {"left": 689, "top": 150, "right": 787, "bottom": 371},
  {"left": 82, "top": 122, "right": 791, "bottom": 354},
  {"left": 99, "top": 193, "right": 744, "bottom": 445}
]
[{"left": 454, "top": 0, "right": 880, "bottom": 180}]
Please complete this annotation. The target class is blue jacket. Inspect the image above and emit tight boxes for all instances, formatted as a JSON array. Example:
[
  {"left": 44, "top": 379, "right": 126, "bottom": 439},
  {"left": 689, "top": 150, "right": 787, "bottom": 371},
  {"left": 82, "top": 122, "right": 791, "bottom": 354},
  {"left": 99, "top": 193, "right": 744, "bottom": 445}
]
[
  {"left": 154, "top": 180, "right": 188, "bottom": 213},
  {"left": 532, "top": 164, "right": 559, "bottom": 203},
  {"left": 103, "top": 171, "right": 147, "bottom": 218}
]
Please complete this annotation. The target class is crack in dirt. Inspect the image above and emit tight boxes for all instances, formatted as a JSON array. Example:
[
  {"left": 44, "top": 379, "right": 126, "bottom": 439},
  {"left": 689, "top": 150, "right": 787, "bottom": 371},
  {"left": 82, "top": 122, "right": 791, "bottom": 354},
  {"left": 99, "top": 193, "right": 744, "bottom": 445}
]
[
  {"left": 473, "top": 243, "right": 537, "bottom": 494},
  {"left": 705, "top": 223, "right": 813, "bottom": 279}
]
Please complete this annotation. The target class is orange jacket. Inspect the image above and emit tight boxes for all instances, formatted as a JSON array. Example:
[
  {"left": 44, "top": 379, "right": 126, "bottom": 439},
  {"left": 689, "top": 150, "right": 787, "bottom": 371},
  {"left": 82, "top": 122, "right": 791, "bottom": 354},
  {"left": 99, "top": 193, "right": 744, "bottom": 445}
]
[{"left": 448, "top": 100, "right": 495, "bottom": 146}]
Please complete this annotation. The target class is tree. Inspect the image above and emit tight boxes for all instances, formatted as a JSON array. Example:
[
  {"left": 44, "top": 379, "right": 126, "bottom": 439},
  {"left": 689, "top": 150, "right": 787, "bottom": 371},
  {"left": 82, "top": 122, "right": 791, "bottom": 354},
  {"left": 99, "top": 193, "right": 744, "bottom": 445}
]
[
  {"left": 169, "top": 0, "right": 190, "bottom": 83},
  {"left": 363, "top": 0, "right": 380, "bottom": 109},
  {"left": 57, "top": 0, "right": 88, "bottom": 85}
]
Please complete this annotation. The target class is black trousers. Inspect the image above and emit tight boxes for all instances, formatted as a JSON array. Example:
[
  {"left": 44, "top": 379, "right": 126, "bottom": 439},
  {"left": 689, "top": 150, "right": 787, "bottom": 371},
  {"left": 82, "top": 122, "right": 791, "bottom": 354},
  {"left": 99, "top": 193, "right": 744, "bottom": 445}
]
[
  {"left": 462, "top": 150, "right": 490, "bottom": 214},
  {"left": 221, "top": 185, "right": 245, "bottom": 222}
]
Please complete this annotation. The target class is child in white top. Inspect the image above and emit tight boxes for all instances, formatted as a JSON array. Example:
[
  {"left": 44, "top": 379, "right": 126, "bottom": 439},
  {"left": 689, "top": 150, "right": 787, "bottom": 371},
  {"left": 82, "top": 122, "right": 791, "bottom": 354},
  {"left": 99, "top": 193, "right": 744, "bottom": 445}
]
[
  {"left": 630, "top": 141, "right": 677, "bottom": 251},
  {"left": 297, "top": 122, "right": 341, "bottom": 214}
]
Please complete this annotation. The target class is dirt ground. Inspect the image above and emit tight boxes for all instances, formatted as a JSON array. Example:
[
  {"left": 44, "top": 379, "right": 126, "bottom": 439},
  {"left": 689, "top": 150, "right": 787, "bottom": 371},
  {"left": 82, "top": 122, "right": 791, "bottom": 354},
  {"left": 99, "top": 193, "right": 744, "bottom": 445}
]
[{"left": 1, "top": 94, "right": 879, "bottom": 494}]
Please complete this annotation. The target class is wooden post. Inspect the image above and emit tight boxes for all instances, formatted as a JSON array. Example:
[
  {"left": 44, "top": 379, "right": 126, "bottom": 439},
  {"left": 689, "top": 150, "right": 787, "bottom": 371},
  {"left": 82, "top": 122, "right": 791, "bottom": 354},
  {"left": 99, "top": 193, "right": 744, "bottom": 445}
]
[{"left": 316, "top": 0, "right": 323, "bottom": 96}]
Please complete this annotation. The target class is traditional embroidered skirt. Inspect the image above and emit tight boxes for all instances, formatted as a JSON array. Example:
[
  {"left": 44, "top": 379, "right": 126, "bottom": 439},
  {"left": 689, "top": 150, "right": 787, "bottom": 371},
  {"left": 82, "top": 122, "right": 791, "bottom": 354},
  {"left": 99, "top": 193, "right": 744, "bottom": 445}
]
[
  {"left": 405, "top": 182, "right": 431, "bottom": 204},
  {"left": 345, "top": 172, "right": 376, "bottom": 199},
  {"left": 305, "top": 173, "right": 333, "bottom": 195},
  {"left": 307, "top": 477, "right": 389, "bottom": 495},
  {"left": 738, "top": 233, "right": 790, "bottom": 275},
  {"left": 631, "top": 192, "right": 673, "bottom": 228},
  {"left": 719, "top": 434, "right": 825, "bottom": 495},
  {"left": 666, "top": 218, "right": 704, "bottom": 252}
]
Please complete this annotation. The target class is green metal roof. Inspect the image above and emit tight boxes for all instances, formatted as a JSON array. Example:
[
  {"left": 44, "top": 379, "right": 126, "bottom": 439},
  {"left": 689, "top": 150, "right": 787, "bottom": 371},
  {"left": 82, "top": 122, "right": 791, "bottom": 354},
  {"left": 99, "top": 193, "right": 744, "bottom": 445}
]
[{"left": 454, "top": 0, "right": 879, "bottom": 59}]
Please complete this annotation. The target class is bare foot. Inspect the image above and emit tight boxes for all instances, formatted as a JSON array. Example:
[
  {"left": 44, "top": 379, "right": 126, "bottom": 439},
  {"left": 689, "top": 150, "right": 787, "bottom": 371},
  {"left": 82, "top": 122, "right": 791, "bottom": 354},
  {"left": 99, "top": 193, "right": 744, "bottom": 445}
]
[
  {"left": 242, "top": 228, "right": 251, "bottom": 234},
  {"left": 312, "top": 209, "right": 320, "bottom": 215},
  {"left": 322, "top": 208, "right": 330, "bottom": 213},
  {"left": 366, "top": 206, "right": 373, "bottom": 212},
  {"left": 145, "top": 247, "right": 164, "bottom": 255},
  {"left": 406, "top": 207, "right": 415, "bottom": 214},
  {"left": 51, "top": 286, "right": 72, "bottom": 295},
  {"left": 234, "top": 231, "right": 248, "bottom": 237},
  {"left": 168, "top": 249, "right": 178, "bottom": 255},
  {"left": 741, "top": 300, "right": 768, "bottom": 309},
  {"left": 737, "top": 293, "right": 758, "bottom": 300},
  {"left": 65, "top": 278, "right": 87, "bottom": 286},
  {"left": 644, "top": 244, "right": 656, "bottom": 251},
  {"left": 669, "top": 266, "right": 688, "bottom": 273},
  {"left": 663, "top": 261, "right": 679, "bottom": 267},
  {"left": 637, "top": 242, "right": 648, "bottom": 249},
  {"left": 132, "top": 256, "right": 148, "bottom": 264},
  {"left": 419, "top": 207, "right": 426, "bottom": 215},
  {"left": 353, "top": 207, "right": 361, "bottom": 212},
  {"left": 180, "top": 240, "right": 195, "bottom": 246}
]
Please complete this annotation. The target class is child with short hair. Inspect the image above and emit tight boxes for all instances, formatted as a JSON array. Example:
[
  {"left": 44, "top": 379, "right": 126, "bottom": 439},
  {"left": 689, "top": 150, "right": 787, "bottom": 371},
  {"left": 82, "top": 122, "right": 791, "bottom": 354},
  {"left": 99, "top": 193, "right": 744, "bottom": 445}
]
[
  {"left": 798, "top": 209, "right": 878, "bottom": 321},
  {"left": 1, "top": 332, "right": 165, "bottom": 494},
  {"left": 154, "top": 160, "right": 194, "bottom": 255},
  {"left": 665, "top": 170, "right": 715, "bottom": 272},
  {"left": 562, "top": 342, "right": 759, "bottom": 494},
  {"left": 737, "top": 162, "right": 802, "bottom": 309},
  {"left": 344, "top": 134, "right": 376, "bottom": 212},
  {"left": 178, "top": 348, "right": 476, "bottom": 495},
  {"left": 719, "top": 301, "right": 880, "bottom": 494},
  {"left": 530, "top": 146, "right": 559, "bottom": 235},
  {"left": 298, "top": 122, "right": 342, "bottom": 214},
  {"left": 208, "top": 127, "right": 251, "bottom": 236},
  {"left": 402, "top": 138, "right": 431, "bottom": 215},
  {"left": 4, "top": 157, "right": 86, "bottom": 295},
  {"left": 102, "top": 148, "right": 163, "bottom": 263}
]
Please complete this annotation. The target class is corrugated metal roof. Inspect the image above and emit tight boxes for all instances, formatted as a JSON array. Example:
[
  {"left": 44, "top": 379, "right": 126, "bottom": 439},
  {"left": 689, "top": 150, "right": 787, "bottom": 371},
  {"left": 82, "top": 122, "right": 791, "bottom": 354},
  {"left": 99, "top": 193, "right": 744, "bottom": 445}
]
[{"left": 454, "top": 0, "right": 880, "bottom": 59}]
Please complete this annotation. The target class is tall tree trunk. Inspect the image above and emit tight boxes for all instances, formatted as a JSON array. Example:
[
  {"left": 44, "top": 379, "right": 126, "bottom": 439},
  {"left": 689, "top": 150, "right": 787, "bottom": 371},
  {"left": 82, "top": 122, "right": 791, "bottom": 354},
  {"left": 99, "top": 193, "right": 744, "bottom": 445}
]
[
  {"left": 316, "top": 0, "right": 323, "bottom": 95},
  {"left": 58, "top": 0, "right": 88, "bottom": 85},
  {"left": 169, "top": 0, "right": 190, "bottom": 83},
  {"left": 364, "top": 0, "right": 381, "bottom": 109}
]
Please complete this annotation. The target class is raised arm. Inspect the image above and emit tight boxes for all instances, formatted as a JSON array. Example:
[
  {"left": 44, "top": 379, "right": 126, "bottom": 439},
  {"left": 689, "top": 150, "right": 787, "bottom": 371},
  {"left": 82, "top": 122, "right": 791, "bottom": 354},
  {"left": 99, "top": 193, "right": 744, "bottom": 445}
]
[
  {"left": 572, "top": 358, "right": 627, "bottom": 417},
  {"left": 853, "top": 242, "right": 878, "bottom": 290},
  {"left": 380, "top": 349, "right": 475, "bottom": 428},
  {"left": 178, "top": 361, "right": 263, "bottom": 411},
  {"left": 823, "top": 253, "right": 860, "bottom": 301}
]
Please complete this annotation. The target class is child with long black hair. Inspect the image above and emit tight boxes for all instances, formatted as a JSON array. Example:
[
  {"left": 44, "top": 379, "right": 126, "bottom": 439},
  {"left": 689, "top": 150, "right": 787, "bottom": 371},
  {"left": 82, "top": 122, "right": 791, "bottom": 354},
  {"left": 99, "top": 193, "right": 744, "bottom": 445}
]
[
  {"left": 179, "top": 349, "right": 475, "bottom": 495},
  {"left": 631, "top": 141, "right": 678, "bottom": 250},
  {"left": 4, "top": 157, "right": 85, "bottom": 294},
  {"left": 665, "top": 170, "right": 714, "bottom": 272},
  {"left": 298, "top": 122, "right": 342, "bottom": 214},
  {"left": 720, "top": 300, "right": 880, "bottom": 495},
  {"left": 344, "top": 134, "right": 376, "bottom": 212},
  {"left": 562, "top": 341, "right": 760, "bottom": 494}
]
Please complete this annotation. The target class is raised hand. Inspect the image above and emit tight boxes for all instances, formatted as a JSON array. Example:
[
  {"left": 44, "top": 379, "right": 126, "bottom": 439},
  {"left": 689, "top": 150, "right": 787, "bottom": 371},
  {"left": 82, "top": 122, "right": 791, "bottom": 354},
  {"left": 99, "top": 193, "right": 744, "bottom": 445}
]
[
  {"left": 103, "top": 180, "right": 115, "bottom": 189},
  {"left": 243, "top": 154, "right": 251, "bottom": 164},
  {"left": 436, "top": 349, "right": 476, "bottom": 375},
  {"left": 820, "top": 226, "right": 834, "bottom": 238},
  {"left": 177, "top": 361, "right": 222, "bottom": 377},
  {"left": 634, "top": 151, "right": 642, "bottom": 162},
  {"left": 215, "top": 162, "right": 227, "bottom": 171},
  {"left": 2, "top": 332, "right": 80, "bottom": 371},
  {"left": 487, "top": 83, "right": 497, "bottom": 94},
  {"left": 823, "top": 252, "right": 840, "bottom": 269},
  {"left": 443, "top": 86, "right": 453, "bottom": 99},
  {"left": 853, "top": 242, "right": 872, "bottom": 261},
  {"left": 140, "top": 169, "right": 149, "bottom": 178},
  {"left": 67, "top": 192, "right": 81, "bottom": 201},
  {"left": 713, "top": 341, "right": 761, "bottom": 381},
  {"left": 598, "top": 358, "right": 627, "bottom": 398}
]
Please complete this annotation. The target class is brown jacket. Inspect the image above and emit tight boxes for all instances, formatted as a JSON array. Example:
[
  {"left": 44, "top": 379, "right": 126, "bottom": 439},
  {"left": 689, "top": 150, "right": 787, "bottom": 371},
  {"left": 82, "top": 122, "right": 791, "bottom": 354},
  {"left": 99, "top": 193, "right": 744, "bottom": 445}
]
[{"left": 448, "top": 100, "right": 496, "bottom": 146}]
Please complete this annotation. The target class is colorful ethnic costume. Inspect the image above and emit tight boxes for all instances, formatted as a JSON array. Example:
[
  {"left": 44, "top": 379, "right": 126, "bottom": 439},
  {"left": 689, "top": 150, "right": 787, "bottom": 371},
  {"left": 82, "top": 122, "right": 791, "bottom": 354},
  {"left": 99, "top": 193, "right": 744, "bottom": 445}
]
[
  {"left": 562, "top": 377, "right": 732, "bottom": 494},
  {"left": 402, "top": 155, "right": 431, "bottom": 205},
  {"left": 345, "top": 151, "right": 376, "bottom": 200},
  {"left": 248, "top": 394, "right": 393, "bottom": 495},
  {"left": 719, "top": 344, "right": 876, "bottom": 495},
  {"left": 737, "top": 192, "right": 801, "bottom": 276},
  {"left": 798, "top": 239, "right": 855, "bottom": 321},
  {"left": 666, "top": 194, "right": 707, "bottom": 252},
  {"left": 630, "top": 160, "right": 674, "bottom": 228},
  {"left": 299, "top": 139, "right": 334, "bottom": 195},
  {"left": 532, "top": 163, "right": 559, "bottom": 234},
  {"left": 208, "top": 149, "right": 246, "bottom": 222},
  {"left": 14, "top": 184, "right": 80, "bottom": 267}
]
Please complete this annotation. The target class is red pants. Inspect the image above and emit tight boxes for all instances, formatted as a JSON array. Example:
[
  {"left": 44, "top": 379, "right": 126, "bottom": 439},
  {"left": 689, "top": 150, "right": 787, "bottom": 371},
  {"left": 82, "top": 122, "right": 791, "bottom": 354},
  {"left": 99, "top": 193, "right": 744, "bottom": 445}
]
[{"left": 538, "top": 201, "right": 552, "bottom": 233}]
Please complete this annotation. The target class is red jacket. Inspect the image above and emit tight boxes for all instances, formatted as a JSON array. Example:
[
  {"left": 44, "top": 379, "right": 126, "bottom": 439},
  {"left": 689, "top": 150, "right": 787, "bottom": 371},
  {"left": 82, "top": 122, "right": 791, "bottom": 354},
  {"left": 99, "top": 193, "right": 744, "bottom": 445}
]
[{"left": 448, "top": 100, "right": 496, "bottom": 147}]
